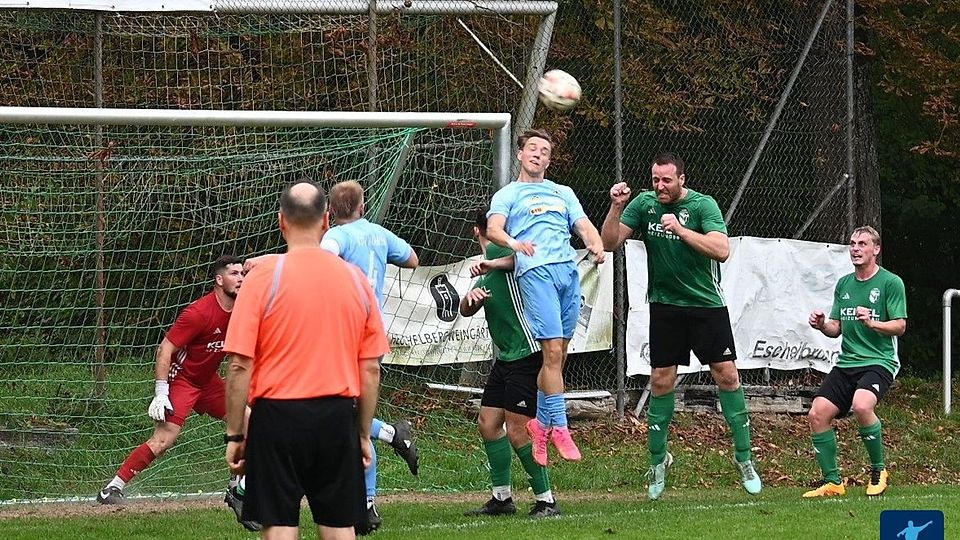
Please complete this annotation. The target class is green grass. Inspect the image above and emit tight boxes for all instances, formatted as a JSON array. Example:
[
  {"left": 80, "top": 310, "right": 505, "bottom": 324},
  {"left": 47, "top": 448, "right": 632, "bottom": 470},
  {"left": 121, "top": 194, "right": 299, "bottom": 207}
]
[
  {"left": 1, "top": 368, "right": 959, "bottom": 540},
  {"left": 1, "top": 486, "right": 958, "bottom": 539}
]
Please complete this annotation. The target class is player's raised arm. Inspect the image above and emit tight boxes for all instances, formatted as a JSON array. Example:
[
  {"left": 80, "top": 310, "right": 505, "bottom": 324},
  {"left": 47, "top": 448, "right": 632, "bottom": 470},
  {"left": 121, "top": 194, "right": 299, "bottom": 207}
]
[
  {"left": 601, "top": 182, "right": 635, "bottom": 251},
  {"left": 809, "top": 309, "right": 841, "bottom": 338}
]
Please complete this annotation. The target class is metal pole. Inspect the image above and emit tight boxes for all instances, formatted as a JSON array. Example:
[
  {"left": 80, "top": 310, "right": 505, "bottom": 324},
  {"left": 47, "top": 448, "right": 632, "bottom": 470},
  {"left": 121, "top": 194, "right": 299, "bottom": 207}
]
[
  {"left": 845, "top": 0, "right": 855, "bottom": 235},
  {"left": 945, "top": 289, "right": 959, "bottom": 415},
  {"left": 612, "top": 0, "right": 626, "bottom": 418},
  {"left": 494, "top": 122, "right": 513, "bottom": 188},
  {"left": 367, "top": 0, "right": 378, "bottom": 111},
  {"left": 93, "top": 13, "right": 107, "bottom": 400},
  {"left": 0, "top": 107, "right": 512, "bottom": 129},
  {"left": 725, "top": 0, "right": 835, "bottom": 227},
  {"left": 364, "top": 0, "right": 380, "bottom": 190},
  {"left": 793, "top": 173, "right": 852, "bottom": 239},
  {"left": 511, "top": 10, "right": 556, "bottom": 179},
  {"left": 212, "top": 0, "right": 559, "bottom": 15}
]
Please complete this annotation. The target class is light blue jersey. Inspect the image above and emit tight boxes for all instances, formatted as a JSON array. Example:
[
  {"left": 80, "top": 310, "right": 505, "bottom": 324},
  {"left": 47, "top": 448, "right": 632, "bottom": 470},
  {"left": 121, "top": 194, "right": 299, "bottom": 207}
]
[
  {"left": 487, "top": 179, "right": 586, "bottom": 277},
  {"left": 321, "top": 218, "right": 413, "bottom": 307}
]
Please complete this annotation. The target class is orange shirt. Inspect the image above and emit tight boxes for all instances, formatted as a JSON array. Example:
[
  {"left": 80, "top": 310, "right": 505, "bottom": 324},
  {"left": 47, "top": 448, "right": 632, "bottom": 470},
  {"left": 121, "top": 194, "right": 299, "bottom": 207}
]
[{"left": 224, "top": 247, "right": 390, "bottom": 401}]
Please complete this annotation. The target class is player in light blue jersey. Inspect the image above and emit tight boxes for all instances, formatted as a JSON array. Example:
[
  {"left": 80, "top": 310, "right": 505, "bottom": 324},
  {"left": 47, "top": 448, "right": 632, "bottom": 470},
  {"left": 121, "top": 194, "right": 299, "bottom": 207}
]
[
  {"left": 322, "top": 180, "right": 420, "bottom": 535},
  {"left": 322, "top": 181, "right": 418, "bottom": 306},
  {"left": 486, "top": 129, "right": 606, "bottom": 467}
]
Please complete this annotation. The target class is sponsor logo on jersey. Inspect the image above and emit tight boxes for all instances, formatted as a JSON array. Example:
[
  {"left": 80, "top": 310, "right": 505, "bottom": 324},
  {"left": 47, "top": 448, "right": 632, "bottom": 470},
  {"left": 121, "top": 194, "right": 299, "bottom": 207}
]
[
  {"left": 840, "top": 306, "right": 876, "bottom": 319},
  {"left": 647, "top": 221, "right": 680, "bottom": 240}
]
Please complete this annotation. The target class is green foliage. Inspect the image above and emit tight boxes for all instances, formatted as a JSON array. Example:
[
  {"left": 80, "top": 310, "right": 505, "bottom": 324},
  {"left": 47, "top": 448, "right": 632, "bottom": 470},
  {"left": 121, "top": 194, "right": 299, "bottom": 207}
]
[{"left": 862, "top": 2, "right": 960, "bottom": 373}]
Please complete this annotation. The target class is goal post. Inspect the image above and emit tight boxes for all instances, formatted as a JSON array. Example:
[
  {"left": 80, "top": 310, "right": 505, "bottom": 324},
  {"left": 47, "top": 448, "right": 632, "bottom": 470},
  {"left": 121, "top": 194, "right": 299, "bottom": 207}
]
[{"left": 0, "top": 107, "right": 511, "bottom": 501}]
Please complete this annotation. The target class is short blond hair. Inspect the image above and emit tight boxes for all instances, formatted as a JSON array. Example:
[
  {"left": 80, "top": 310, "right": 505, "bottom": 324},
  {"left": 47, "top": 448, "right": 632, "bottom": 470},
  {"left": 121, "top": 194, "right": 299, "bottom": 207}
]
[
  {"left": 851, "top": 225, "right": 881, "bottom": 246},
  {"left": 328, "top": 180, "right": 364, "bottom": 221}
]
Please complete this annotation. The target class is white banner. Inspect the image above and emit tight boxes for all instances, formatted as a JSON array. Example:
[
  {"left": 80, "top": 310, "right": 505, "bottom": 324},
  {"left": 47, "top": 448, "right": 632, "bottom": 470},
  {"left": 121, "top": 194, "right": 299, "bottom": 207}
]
[
  {"left": 626, "top": 237, "right": 851, "bottom": 376},
  {"left": 382, "top": 250, "right": 613, "bottom": 366}
]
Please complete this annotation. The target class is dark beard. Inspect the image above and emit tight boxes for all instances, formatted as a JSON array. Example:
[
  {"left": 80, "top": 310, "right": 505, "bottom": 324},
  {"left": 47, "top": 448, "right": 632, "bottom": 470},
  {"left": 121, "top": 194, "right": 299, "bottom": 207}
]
[{"left": 225, "top": 290, "right": 238, "bottom": 299}]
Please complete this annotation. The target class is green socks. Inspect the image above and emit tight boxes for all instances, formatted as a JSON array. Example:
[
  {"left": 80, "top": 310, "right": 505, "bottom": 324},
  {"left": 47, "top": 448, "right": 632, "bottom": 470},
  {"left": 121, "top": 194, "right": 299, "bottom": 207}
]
[
  {"left": 719, "top": 387, "right": 753, "bottom": 463},
  {"left": 484, "top": 436, "right": 513, "bottom": 488},
  {"left": 812, "top": 429, "right": 842, "bottom": 484},
  {"left": 648, "top": 392, "right": 675, "bottom": 467},
  {"left": 486, "top": 437, "right": 553, "bottom": 497},
  {"left": 515, "top": 443, "right": 551, "bottom": 496},
  {"left": 858, "top": 421, "right": 885, "bottom": 470}
]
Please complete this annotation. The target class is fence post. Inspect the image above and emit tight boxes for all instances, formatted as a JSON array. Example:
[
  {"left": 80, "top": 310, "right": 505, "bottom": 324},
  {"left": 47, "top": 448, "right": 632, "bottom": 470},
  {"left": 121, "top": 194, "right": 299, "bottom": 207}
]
[{"left": 944, "top": 289, "right": 959, "bottom": 415}]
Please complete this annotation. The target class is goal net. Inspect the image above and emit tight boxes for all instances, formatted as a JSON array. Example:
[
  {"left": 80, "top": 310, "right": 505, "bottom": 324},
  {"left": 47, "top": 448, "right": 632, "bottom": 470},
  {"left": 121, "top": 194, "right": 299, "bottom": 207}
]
[{"left": 0, "top": 110, "right": 512, "bottom": 501}]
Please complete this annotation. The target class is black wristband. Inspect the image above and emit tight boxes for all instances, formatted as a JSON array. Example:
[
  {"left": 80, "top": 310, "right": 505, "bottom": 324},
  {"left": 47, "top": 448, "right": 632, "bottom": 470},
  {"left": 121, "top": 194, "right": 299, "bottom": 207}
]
[{"left": 223, "top": 434, "right": 245, "bottom": 444}]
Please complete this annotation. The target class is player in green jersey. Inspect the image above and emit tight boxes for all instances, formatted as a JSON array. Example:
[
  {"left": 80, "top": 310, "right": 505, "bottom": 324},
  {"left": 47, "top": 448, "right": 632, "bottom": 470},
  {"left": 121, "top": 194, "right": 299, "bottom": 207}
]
[
  {"left": 459, "top": 210, "right": 559, "bottom": 518},
  {"left": 804, "top": 225, "right": 907, "bottom": 498},
  {"left": 600, "top": 152, "right": 760, "bottom": 500}
]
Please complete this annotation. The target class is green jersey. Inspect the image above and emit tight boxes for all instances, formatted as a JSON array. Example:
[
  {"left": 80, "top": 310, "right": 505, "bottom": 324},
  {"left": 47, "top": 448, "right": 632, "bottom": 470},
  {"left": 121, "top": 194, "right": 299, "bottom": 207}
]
[
  {"left": 829, "top": 266, "right": 907, "bottom": 375},
  {"left": 474, "top": 244, "right": 540, "bottom": 362},
  {"left": 620, "top": 189, "right": 727, "bottom": 307}
]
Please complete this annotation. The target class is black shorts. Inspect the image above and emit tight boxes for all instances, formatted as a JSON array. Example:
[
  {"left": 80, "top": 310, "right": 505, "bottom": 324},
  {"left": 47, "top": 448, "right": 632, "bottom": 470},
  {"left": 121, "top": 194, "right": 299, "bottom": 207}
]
[
  {"left": 242, "top": 397, "right": 365, "bottom": 528},
  {"left": 649, "top": 303, "right": 737, "bottom": 368},
  {"left": 480, "top": 350, "right": 543, "bottom": 418},
  {"left": 815, "top": 365, "right": 894, "bottom": 417}
]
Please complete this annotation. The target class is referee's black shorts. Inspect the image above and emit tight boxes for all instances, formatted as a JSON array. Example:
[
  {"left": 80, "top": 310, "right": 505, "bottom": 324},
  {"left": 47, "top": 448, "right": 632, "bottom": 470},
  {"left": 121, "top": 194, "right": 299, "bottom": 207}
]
[
  {"left": 242, "top": 396, "right": 365, "bottom": 528},
  {"left": 649, "top": 303, "right": 737, "bottom": 368}
]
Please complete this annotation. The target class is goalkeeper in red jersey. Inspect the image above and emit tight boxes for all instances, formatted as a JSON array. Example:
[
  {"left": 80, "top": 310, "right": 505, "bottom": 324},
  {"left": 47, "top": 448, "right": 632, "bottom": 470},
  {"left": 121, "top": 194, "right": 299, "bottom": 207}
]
[{"left": 96, "top": 255, "right": 259, "bottom": 531}]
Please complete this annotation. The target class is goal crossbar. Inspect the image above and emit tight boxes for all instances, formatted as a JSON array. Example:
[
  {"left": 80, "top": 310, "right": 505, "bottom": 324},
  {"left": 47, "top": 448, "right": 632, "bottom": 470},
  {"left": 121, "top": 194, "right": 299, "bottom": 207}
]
[{"left": 0, "top": 106, "right": 513, "bottom": 187}]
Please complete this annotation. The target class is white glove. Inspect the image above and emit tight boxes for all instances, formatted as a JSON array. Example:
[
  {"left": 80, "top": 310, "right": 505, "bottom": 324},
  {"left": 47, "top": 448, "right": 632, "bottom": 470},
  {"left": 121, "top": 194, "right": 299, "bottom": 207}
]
[{"left": 147, "top": 380, "right": 174, "bottom": 422}]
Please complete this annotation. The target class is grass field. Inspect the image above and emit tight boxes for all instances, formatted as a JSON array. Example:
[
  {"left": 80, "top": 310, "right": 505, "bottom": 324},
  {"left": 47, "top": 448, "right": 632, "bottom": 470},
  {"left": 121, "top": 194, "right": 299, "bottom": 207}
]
[
  {"left": 1, "top": 376, "right": 958, "bottom": 538},
  {"left": 1, "top": 486, "right": 957, "bottom": 539}
]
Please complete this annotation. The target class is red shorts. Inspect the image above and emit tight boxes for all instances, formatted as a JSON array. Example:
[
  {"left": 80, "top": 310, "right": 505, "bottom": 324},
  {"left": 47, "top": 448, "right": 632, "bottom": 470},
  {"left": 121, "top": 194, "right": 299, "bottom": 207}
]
[{"left": 166, "top": 376, "right": 226, "bottom": 426}]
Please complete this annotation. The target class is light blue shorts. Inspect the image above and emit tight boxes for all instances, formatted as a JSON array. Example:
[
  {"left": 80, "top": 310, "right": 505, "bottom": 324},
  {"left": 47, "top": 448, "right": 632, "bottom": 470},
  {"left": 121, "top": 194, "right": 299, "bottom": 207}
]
[{"left": 517, "top": 262, "right": 581, "bottom": 340}]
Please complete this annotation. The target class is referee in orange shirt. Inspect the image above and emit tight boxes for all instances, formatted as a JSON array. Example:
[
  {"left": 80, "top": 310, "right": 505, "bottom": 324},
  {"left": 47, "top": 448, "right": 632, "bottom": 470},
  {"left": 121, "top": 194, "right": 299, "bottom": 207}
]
[{"left": 223, "top": 180, "right": 389, "bottom": 540}]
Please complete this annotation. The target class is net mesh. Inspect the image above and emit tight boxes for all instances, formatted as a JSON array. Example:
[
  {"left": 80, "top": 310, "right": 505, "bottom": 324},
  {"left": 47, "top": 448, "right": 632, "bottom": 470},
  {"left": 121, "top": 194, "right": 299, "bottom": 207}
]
[{"left": 0, "top": 122, "right": 500, "bottom": 500}]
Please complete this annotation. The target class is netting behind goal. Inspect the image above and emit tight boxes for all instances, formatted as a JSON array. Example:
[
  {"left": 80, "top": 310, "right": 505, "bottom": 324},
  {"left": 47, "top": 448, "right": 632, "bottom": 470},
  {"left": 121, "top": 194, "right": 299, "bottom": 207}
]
[{"left": 0, "top": 120, "right": 501, "bottom": 501}]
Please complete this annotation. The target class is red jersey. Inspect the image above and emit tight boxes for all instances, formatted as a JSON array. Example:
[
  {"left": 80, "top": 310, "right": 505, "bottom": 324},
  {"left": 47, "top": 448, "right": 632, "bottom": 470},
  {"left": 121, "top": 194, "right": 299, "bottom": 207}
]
[{"left": 165, "top": 291, "right": 232, "bottom": 386}]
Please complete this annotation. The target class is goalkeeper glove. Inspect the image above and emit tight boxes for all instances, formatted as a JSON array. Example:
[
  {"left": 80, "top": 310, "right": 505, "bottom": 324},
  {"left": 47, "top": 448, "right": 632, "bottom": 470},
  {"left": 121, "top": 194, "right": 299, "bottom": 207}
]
[{"left": 147, "top": 380, "right": 174, "bottom": 422}]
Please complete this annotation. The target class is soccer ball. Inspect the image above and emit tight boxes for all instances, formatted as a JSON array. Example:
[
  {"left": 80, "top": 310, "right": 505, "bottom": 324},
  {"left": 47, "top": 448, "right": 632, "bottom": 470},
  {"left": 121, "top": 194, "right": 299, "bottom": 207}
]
[{"left": 537, "top": 69, "right": 582, "bottom": 112}]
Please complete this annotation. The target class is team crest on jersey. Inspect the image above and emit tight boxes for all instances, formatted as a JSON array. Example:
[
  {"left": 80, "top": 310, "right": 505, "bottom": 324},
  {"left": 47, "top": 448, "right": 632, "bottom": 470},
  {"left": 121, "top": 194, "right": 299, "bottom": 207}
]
[
  {"left": 869, "top": 287, "right": 880, "bottom": 304},
  {"left": 678, "top": 208, "right": 690, "bottom": 226}
]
